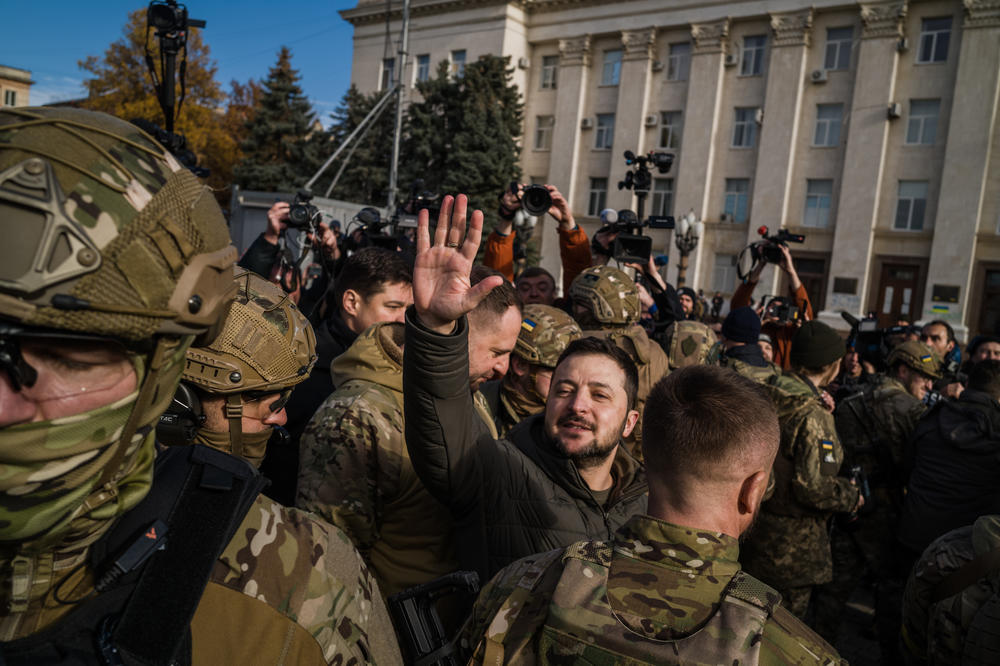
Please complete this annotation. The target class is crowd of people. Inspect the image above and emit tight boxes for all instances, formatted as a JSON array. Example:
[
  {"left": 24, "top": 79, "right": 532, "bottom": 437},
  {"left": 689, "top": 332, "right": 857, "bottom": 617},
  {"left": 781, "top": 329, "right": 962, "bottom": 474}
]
[{"left": 2, "top": 106, "right": 1000, "bottom": 665}]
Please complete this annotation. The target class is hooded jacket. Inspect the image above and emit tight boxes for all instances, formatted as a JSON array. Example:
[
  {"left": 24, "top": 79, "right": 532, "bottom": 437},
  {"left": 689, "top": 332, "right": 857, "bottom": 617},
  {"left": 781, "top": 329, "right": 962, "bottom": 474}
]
[
  {"left": 898, "top": 389, "right": 1000, "bottom": 555},
  {"left": 403, "top": 309, "right": 648, "bottom": 581},
  {"left": 297, "top": 322, "right": 459, "bottom": 598}
]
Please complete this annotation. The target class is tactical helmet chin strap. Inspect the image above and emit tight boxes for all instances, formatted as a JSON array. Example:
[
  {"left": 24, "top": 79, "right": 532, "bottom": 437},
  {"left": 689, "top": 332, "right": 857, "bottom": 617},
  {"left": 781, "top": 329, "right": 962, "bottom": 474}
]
[{"left": 225, "top": 394, "right": 245, "bottom": 460}]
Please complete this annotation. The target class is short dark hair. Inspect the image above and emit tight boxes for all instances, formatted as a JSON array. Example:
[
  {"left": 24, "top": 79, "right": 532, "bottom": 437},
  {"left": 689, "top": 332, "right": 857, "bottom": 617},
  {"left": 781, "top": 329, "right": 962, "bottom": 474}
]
[
  {"left": 642, "top": 365, "right": 779, "bottom": 481},
  {"left": 924, "top": 319, "right": 956, "bottom": 344},
  {"left": 470, "top": 265, "right": 522, "bottom": 320},
  {"left": 555, "top": 336, "right": 638, "bottom": 410},
  {"left": 517, "top": 266, "right": 555, "bottom": 288},
  {"left": 330, "top": 248, "right": 411, "bottom": 314},
  {"left": 969, "top": 359, "right": 1000, "bottom": 399}
]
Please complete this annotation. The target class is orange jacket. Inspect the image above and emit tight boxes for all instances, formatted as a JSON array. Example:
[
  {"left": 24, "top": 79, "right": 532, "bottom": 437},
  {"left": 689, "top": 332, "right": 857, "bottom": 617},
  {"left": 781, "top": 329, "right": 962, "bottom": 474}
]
[
  {"left": 482, "top": 225, "right": 592, "bottom": 294},
  {"left": 732, "top": 281, "right": 813, "bottom": 369}
]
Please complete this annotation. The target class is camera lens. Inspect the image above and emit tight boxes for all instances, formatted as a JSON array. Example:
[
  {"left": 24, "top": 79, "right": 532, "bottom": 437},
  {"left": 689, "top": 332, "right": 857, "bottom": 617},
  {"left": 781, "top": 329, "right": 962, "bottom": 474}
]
[{"left": 521, "top": 185, "right": 552, "bottom": 216}]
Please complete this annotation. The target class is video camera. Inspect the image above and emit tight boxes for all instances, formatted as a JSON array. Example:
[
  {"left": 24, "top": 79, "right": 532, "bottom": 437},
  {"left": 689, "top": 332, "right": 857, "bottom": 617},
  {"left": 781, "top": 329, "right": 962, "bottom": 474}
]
[
  {"left": 841, "top": 312, "right": 912, "bottom": 371},
  {"left": 607, "top": 150, "right": 676, "bottom": 263},
  {"left": 762, "top": 295, "right": 801, "bottom": 324},
  {"left": 737, "top": 226, "right": 805, "bottom": 280}
]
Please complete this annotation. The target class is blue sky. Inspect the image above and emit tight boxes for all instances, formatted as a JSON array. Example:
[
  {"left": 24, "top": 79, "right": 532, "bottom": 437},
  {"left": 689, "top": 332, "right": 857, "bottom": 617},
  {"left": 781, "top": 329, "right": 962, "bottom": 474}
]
[{"left": 2, "top": 1, "right": 360, "bottom": 123}]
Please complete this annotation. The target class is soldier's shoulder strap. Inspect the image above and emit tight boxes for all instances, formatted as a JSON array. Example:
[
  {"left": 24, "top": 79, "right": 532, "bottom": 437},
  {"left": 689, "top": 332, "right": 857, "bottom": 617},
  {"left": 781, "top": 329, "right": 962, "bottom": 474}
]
[
  {"left": 724, "top": 570, "right": 782, "bottom": 615},
  {"left": 0, "top": 445, "right": 266, "bottom": 666},
  {"left": 481, "top": 547, "right": 569, "bottom": 665}
]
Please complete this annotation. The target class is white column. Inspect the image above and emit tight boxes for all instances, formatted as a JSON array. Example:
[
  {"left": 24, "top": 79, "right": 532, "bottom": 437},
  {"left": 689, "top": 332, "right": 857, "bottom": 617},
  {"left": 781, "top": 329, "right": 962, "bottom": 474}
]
[{"left": 608, "top": 27, "right": 656, "bottom": 211}]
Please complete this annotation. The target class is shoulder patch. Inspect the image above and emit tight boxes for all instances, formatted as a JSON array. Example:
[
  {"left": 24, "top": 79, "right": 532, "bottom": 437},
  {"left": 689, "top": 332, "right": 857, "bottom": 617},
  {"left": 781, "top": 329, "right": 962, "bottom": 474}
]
[{"left": 820, "top": 440, "right": 836, "bottom": 464}]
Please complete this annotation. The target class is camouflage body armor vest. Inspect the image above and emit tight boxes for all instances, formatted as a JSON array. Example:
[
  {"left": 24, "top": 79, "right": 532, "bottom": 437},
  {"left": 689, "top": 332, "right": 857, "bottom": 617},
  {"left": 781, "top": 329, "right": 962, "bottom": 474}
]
[{"left": 481, "top": 542, "right": 781, "bottom": 665}]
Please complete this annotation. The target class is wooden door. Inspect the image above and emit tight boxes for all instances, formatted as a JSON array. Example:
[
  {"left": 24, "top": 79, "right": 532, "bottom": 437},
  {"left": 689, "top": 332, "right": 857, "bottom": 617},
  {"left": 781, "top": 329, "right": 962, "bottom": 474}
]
[{"left": 876, "top": 263, "right": 920, "bottom": 327}]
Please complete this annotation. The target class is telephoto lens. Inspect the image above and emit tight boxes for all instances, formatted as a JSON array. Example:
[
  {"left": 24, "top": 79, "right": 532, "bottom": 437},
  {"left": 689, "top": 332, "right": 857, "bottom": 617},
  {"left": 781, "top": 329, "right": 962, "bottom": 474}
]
[{"left": 521, "top": 185, "right": 552, "bottom": 216}]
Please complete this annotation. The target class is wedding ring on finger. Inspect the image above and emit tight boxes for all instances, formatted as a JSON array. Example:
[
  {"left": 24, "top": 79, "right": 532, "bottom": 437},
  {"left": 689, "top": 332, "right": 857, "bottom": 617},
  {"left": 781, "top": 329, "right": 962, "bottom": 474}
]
[{"left": 446, "top": 242, "right": 460, "bottom": 248}]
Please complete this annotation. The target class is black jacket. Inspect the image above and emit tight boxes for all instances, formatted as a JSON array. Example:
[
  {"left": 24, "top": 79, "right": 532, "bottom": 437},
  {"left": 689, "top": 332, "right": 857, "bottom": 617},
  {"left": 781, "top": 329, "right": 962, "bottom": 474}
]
[
  {"left": 898, "top": 389, "right": 1000, "bottom": 555},
  {"left": 402, "top": 309, "right": 648, "bottom": 580},
  {"left": 724, "top": 342, "right": 768, "bottom": 368},
  {"left": 259, "top": 311, "right": 357, "bottom": 506}
]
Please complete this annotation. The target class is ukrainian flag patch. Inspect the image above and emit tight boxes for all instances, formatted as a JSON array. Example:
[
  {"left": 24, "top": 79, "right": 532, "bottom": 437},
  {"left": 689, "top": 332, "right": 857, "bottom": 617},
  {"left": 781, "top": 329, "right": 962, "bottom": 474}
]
[
  {"left": 921, "top": 354, "right": 932, "bottom": 362},
  {"left": 820, "top": 440, "right": 836, "bottom": 463},
  {"left": 521, "top": 318, "right": 536, "bottom": 332}
]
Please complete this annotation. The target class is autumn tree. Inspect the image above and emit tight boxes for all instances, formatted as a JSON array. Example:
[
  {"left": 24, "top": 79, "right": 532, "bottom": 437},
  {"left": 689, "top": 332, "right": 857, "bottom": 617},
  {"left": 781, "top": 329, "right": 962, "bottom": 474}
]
[
  {"left": 233, "top": 47, "right": 320, "bottom": 192},
  {"left": 78, "top": 8, "right": 246, "bottom": 204}
]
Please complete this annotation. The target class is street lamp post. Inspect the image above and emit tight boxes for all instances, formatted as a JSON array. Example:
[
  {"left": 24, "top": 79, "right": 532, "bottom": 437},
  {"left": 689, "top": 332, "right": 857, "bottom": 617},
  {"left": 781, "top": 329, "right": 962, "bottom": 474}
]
[{"left": 674, "top": 210, "right": 704, "bottom": 287}]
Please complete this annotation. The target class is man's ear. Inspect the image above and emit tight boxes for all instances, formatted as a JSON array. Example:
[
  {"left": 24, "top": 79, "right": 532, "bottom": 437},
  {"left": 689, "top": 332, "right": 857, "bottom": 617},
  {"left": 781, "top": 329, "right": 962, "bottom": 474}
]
[
  {"left": 342, "top": 289, "right": 361, "bottom": 317},
  {"left": 621, "top": 409, "right": 640, "bottom": 438},
  {"left": 510, "top": 355, "right": 530, "bottom": 378},
  {"left": 738, "top": 469, "right": 770, "bottom": 518}
]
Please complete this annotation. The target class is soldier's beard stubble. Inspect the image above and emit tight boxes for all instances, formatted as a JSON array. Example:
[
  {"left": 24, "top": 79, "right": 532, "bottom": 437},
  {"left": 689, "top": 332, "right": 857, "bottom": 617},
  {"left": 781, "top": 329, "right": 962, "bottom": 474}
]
[{"left": 553, "top": 414, "right": 625, "bottom": 469}]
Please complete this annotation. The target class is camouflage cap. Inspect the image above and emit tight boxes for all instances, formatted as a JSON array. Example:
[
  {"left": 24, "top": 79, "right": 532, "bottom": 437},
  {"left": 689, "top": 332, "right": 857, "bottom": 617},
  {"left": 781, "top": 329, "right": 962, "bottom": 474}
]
[
  {"left": 183, "top": 269, "right": 318, "bottom": 394},
  {"left": 569, "top": 266, "right": 640, "bottom": 325},
  {"left": 514, "top": 304, "right": 582, "bottom": 368},
  {"left": 0, "top": 107, "right": 236, "bottom": 345},
  {"left": 888, "top": 340, "right": 942, "bottom": 379}
]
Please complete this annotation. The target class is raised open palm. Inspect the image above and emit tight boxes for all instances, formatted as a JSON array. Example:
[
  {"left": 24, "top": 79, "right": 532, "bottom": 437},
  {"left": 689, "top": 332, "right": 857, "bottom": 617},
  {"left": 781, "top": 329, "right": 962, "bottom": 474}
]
[{"left": 414, "top": 194, "right": 503, "bottom": 333}]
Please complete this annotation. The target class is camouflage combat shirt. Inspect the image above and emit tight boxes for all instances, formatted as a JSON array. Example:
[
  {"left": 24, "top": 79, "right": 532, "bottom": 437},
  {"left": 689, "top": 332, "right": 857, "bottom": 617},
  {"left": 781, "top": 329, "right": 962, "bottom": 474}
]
[
  {"left": 297, "top": 322, "right": 460, "bottom": 599},
  {"left": 195, "top": 492, "right": 402, "bottom": 664},
  {"left": 464, "top": 514, "right": 845, "bottom": 665}
]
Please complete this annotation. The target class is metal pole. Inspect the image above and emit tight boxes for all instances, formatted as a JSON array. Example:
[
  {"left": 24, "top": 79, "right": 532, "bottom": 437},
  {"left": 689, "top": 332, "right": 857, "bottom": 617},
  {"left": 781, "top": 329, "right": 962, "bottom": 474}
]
[
  {"left": 305, "top": 87, "right": 396, "bottom": 191},
  {"left": 386, "top": 0, "right": 410, "bottom": 211}
]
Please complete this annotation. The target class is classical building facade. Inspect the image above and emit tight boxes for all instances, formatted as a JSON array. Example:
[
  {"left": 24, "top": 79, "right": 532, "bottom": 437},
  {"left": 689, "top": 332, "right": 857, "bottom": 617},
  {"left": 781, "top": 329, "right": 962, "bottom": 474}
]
[
  {"left": 0, "top": 66, "right": 32, "bottom": 109},
  {"left": 342, "top": 0, "right": 1000, "bottom": 340}
]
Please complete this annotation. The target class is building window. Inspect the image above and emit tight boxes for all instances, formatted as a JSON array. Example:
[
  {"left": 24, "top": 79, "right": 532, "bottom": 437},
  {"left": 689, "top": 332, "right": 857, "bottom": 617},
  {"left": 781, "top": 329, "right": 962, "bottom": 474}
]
[
  {"left": 652, "top": 178, "right": 674, "bottom": 216},
  {"left": 451, "top": 50, "right": 466, "bottom": 77},
  {"left": 380, "top": 58, "right": 395, "bottom": 90},
  {"left": 415, "top": 54, "right": 430, "bottom": 82},
  {"left": 601, "top": 49, "right": 622, "bottom": 85},
  {"left": 540, "top": 55, "right": 558, "bottom": 89},
  {"left": 588, "top": 178, "right": 608, "bottom": 216},
  {"left": 906, "top": 99, "right": 940, "bottom": 145},
  {"left": 804, "top": 179, "right": 833, "bottom": 228},
  {"left": 824, "top": 27, "right": 853, "bottom": 70},
  {"left": 534, "top": 115, "right": 554, "bottom": 151},
  {"left": 740, "top": 35, "right": 766, "bottom": 76},
  {"left": 724, "top": 178, "right": 750, "bottom": 223},
  {"left": 918, "top": 17, "right": 951, "bottom": 63},
  {"left": 595, "top": 113, "right": 615, "bottom": 149},
  {"left": 732, "top": 108, "right": 758, "bottom": 148},
  {"left": 814, "top": 104, "right": 843, "bottom": 147},
  {"left": 667, "top": 42, "right": 691, "bottom": 81},
  {"left": 894, "top": 181, "right": 929, "bottom": 230},
  {"left": 659, "top": 111, "right": 683, "bottom": 150},
  {"left": 713, "top": 254, "right": 739, "bottom": 293},
  {"left": 3, "top": 90, "right": 16, "bottom": 107}
]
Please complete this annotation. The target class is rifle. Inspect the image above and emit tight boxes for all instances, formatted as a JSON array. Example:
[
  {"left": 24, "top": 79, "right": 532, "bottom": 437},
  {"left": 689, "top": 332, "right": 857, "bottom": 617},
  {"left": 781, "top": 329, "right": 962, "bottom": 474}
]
[{"left": 388, "top": 571, "right": 480, "bottom": 666}]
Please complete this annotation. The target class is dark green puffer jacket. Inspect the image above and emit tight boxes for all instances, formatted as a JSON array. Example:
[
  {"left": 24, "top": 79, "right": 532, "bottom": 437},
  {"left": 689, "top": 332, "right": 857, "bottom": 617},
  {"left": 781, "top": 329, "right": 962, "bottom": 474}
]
[{"left": 402, "top": 309, "right": 648, "bottom": 581}]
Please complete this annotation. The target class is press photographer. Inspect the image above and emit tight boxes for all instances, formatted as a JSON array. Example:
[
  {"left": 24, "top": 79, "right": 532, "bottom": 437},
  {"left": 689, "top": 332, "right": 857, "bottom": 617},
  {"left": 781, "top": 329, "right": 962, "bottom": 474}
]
[{"left": 731, "top": 226, "right": 812, "bottom": 369}]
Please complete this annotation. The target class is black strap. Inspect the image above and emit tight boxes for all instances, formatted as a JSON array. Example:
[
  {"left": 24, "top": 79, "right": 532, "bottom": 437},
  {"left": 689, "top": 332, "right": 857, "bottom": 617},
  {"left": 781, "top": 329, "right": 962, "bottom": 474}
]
[
  {"left": 111, "top": 445, "right": 266, "bottom": 666},
  {"left": 931, "top": 546, "right": 1000, "bottom": 604}
]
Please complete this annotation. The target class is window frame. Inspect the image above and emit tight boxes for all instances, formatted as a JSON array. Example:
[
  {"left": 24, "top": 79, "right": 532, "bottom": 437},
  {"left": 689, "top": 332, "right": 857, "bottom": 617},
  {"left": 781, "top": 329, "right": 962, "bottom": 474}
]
[
  {"left": 540, "top": 55, "right": 559, "bottom": 90},
  {"left": 652, "top": 178, "right": 675, "bottom": 217},
  {"left": 917, "top": 17, "right": 952, "bottom": 64},
  {"left": 380, "top": 58, "right": 395, "bottom": 90},
  {"left": 601, "top": 49, "right": 623, "bottom": 86},
  {"left": 588, "top": 178, "right": 608, "bottom": 216},
  {"left": 415, "top": 54, "right": 431, "bottom": 83},
  {"left": 894, "top": 181, "right": 929, "bottom": 231},
  {"left": 732, "top": 108, "right": 758, "bottom": 148},
  {"left": 658, "top": 111, "right": 683, "bottom": 151},
  {"left": 724, "top": 178, "right": 751, "bottom": 224},
  {"left": 803, "top": 179, "right": 834, "bottom": 228},
  {"left": 667, "top": 42, "right": 691, "bottom": 81},
  {"left": 905, "top": 99, "right": 940, "bottom": 145},
  {"left": 813, "top": 103, "right": 843, "bottom": 147},
  {"left": 824, "top": 27, "right": 853, "bottom": 71},
  {"left": 712, "top": 253, "right": 739, "bottom": 293},
  {"left": 534, "top": 115, "right": 555, "bottom": 151},
  {"left": 451, "top": 49, "right": 467, "bottom": 77},
  {"left": 3, "top": 90, "right": 16, "bottom": 106},
  {"left": 740, "top": 35, "right": 767, "bottom": 77},
  {"left": 595, "top": 113, "right": 615, "bottom": 150}
]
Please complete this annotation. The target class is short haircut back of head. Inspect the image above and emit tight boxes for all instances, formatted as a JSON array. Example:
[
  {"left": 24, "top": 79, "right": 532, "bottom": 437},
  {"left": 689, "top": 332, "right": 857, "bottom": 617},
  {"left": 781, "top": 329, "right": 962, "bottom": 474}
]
[
  {"left": 642, "top": 365, "right": 779, "bottom": 483},
  {"left": 970, "top": 359, "right": 1000, "bottom": 400},
  {"left": 470, "top": 265, "right": 522, "bottom": 320}
]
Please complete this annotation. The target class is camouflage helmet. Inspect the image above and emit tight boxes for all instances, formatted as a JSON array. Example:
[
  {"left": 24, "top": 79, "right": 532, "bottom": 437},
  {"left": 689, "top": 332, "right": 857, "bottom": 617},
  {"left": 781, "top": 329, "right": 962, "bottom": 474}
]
[
  {"left": 888, "top": 340, "right": 942, "bottom": 380},
  {"left": 569, "top": 265, "right": 640, "bottom": 326},
  {"left": 183, "top": 269, "right": 318, "bottom": 395},
  {"left": 0, "top": 107, "right": 237, "bottom": 546},
  {"left": 0, "top": 107, "right": 236, "bottom": 344},
  {"left": 514, "top": 304, "right": 582, "bottom": 368}
]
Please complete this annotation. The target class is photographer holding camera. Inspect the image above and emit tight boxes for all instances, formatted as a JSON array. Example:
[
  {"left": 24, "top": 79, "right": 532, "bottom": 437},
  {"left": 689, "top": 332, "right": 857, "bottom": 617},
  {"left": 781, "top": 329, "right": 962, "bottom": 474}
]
[
  {"left": 483, "top": 183, "right": 591, "bottom": 294},
  {"left": 732, "top": 242, "right": 812, "bottom": 369}
]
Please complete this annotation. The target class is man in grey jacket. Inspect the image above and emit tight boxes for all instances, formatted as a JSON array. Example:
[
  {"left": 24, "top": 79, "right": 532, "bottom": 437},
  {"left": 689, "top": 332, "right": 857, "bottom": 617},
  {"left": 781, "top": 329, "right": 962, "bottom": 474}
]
[{"left": 403, "top": 194, "right": 648, "bottom": 581}]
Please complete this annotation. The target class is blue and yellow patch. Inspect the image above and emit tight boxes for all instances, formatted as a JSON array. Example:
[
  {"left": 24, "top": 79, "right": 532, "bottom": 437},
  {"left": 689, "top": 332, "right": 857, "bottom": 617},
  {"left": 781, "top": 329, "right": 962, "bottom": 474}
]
[
  {"left": 521, "top": 318, "right": 536, "bottom": 332},
  {"left": 820, "top": 439, "right": 836, "bottom": 463},
  {"left": 920, "top": 354, "right": 932, "bottom": 363}
]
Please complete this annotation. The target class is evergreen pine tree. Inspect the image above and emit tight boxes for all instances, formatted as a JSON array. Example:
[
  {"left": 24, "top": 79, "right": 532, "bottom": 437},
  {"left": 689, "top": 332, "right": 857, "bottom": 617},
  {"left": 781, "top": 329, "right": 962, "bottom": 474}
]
[
  {"left": 404, "top": 55, "right": 523, "bottom": 222},
  {"left": 312, "top": 85, "right": 396, "bottom": 205},
  {"left": 234, "top": 47, "right": 317, "bottom": 192}
]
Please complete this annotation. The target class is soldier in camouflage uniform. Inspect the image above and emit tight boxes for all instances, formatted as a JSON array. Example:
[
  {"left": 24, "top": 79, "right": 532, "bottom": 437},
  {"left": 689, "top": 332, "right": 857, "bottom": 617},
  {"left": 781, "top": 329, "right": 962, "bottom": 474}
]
[
  {"left": 157, "top": 269, "right": 317, "bottom": 468},
  {"left": 569, "top": 265, "right": 669, "bottom": 460},
  {"left": 0, "top": 107, "right": 400, "bottom": 664},
  {"left": 901, "top": 515, "right": 1000, "bottom": 665},
  {"left": 717, "top": 306, "right": 780, "bottom": 383},
  {"left": 814, "top": 341, "right": 941, "bottom": 644},
  {"left": 463, "top": 366, "right": 845, "bottom": 664},
  {"left": 480, "top": 304, "right": 582, "bottom": 436},
  {"left": 741, "top": 321, "right": 863, "bottom": 621}
]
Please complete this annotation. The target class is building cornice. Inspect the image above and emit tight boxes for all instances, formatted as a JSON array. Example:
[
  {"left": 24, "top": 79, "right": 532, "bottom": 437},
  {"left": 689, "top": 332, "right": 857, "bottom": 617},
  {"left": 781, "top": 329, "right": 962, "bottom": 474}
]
[
  {"left": 770, "top": 8, "right": 813, "bottom": 48},
  {"left": 0, "top": 65, "right": 33, "bottom": 85},
  {"left": 691, "top": 18, "right": 730, "bottom": 55},
  {"left": 621, "top": 27, "right": 656, "bottom": 61},
  {"left": 559, "top": 34, "right": 592, "bottom": 66},
  {"left": 964, "top": 0, "right": 1000, "bottom": 29},
  {"left": 341, "top": 0, "right": 517, "bottom": 26},
  {"left": 859, "top": 1, "right": 907, "bottom": 40}
]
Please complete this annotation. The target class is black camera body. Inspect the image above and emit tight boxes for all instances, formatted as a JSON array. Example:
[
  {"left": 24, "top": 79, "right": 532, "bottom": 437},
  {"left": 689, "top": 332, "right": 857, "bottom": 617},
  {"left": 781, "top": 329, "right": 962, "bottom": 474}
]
[
  {"left": 287, "top": 190, "right": 320, "bottom": 230},
  {"left": 514, "top": 183, "right": 553, "bottom": 217},
  {"left": 736, "top": 226, "right": 806, "bottom": 280},
  {"left": 841, "top": 312, "right": 912, "bottom": 371}
]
